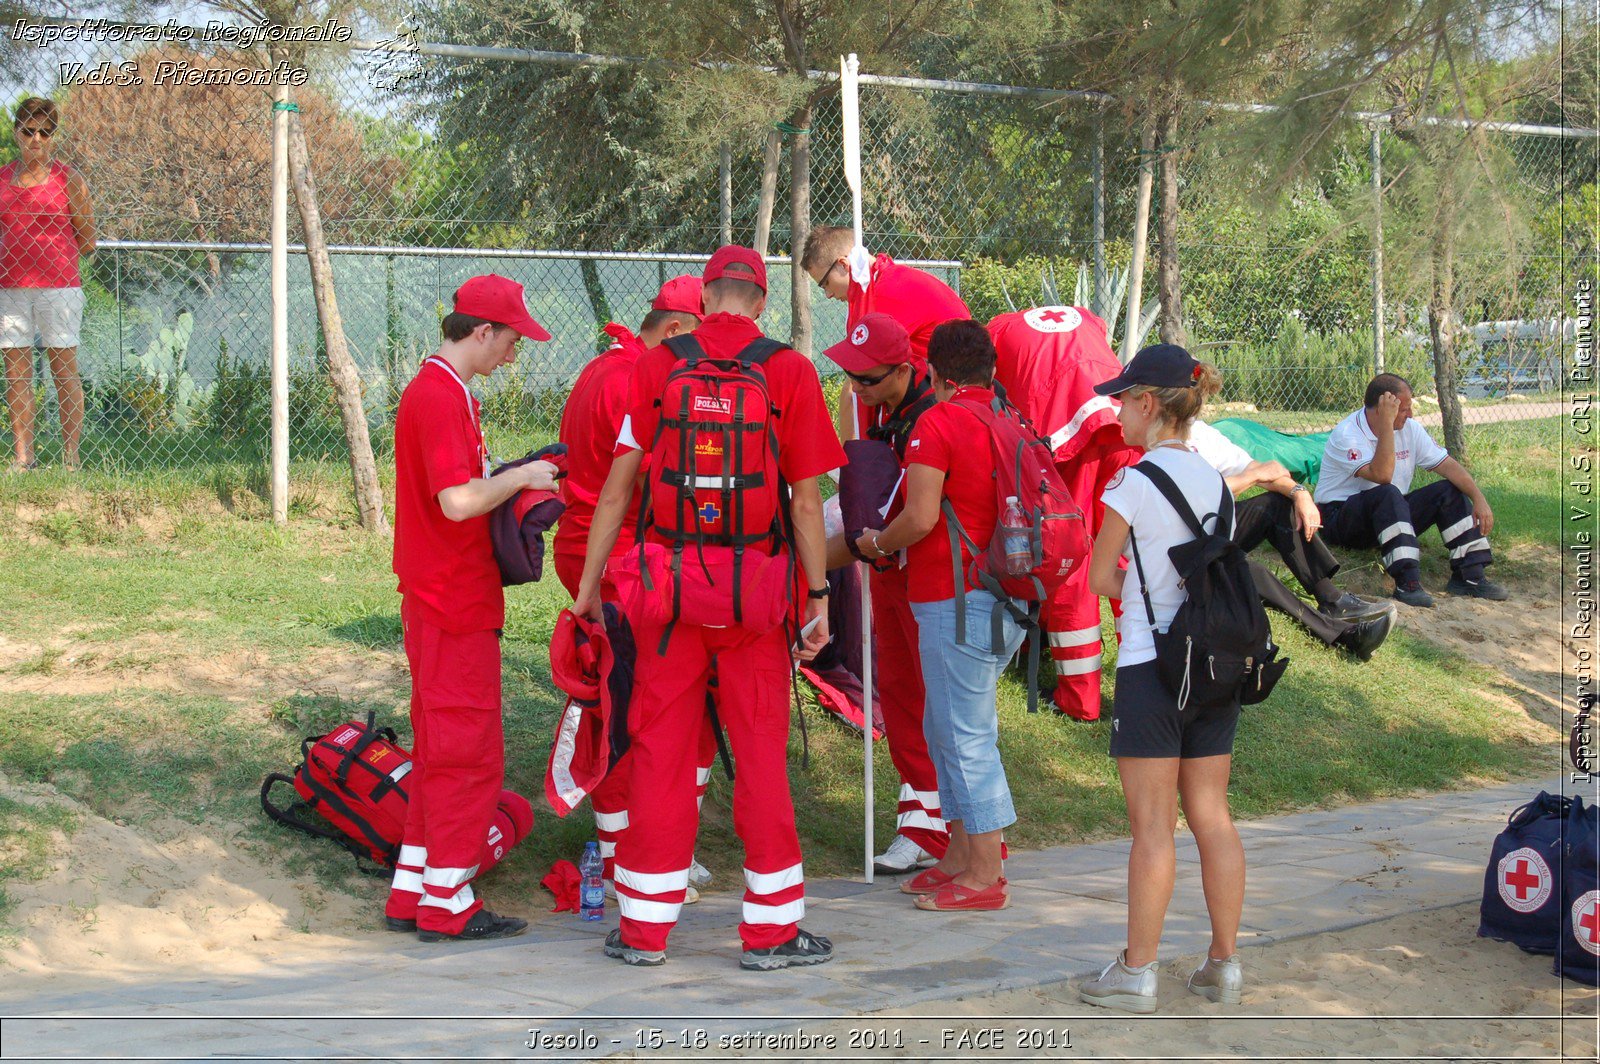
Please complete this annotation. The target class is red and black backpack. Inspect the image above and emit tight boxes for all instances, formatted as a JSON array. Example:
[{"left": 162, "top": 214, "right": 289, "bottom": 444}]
[
  {"left": 634, "top": 333, "right": 797, "bottom": 650},
  {"left": 943, "top": 391, "right": 1092, "bottom": 712}
]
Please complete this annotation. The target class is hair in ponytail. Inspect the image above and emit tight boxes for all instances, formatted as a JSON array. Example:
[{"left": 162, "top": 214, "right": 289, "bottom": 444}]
[{"left": 1124, "top": 362, "right": 1222, "bottom": 436}]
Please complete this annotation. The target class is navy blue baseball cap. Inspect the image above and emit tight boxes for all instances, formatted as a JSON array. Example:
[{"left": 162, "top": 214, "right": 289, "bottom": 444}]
[{"left": 1093, "top": 343, "right": 1202, "bottom": 395}]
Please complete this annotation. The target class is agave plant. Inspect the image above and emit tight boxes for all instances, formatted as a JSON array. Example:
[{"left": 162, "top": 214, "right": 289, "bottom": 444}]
[{"left": 1007, "top": 260, "right": 1160, "bottom": 357}]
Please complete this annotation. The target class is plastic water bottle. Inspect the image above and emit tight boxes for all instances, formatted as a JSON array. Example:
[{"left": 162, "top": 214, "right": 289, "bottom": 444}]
[
  {"left": 579, "top": 841, "right": 605, "bottom": 921},
  {"left": 1000, "top": 496, "right": 1032, "bottom": 576}
]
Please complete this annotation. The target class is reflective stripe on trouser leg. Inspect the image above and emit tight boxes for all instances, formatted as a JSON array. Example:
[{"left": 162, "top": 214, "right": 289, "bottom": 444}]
[
  {"left": 589, "top": 749, "right": 633, "bottom": 882},
  {"left": 1406, "top": 479, "right": 1493, "bottom": 578},
  {"left": 385, "top": 844, "right": 427, "bottom": 919},
  {"left": 710, "top": 623, "right": 806, "bottom": 951},
  {"left": 1045, "top": 441, "right": 1132, "bottom": 721},
  {"left": 871, "top": 564, "right": 948, "bottom": 857},
  {"left": 1330, "top": 485, "right": 1421, "bottom": 585},
  {"left": 420, "top": 862, "right": 479, "bottom": 916},
  {"left": 742, "top": 861, "right": 805, "bottom": 927},
  {"left": 896, "top": 782, "right": 946, "bottom": 838},
  {"left": 614, "top": 618, "right": 715, "bottom": 953}
]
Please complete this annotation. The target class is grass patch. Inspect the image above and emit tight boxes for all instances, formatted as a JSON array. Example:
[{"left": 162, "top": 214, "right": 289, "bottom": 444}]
[{"left": 0, "top": 417, "right": 1564, "bottom": 916}]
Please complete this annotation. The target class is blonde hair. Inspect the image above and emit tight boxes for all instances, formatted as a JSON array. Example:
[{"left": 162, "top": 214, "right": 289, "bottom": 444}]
[{"left": 1124, "top": 362, "right": 1222, "bottom": 443}]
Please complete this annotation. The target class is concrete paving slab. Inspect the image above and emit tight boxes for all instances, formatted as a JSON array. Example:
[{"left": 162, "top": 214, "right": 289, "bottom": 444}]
[{"left": 1, "top": 776, "right": 1569, "bottom": 1061}]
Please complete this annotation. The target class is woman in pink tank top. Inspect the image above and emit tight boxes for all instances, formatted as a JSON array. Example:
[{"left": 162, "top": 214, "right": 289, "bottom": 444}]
[{"left": 1, "top": 97, "right": 96, "bottom": 471}]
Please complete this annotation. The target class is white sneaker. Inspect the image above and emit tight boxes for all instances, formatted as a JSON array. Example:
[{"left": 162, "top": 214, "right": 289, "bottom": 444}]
[
  {"left": 873, "top": 833, "right": 935, "bottom": 875},
  {"left": 1186, "top": 953, "right": 1243, "bottom": 1004},
  {"left": 1080, "top": 950, "right": 1159, "bottom": 1014},
  {"left": 603, "top": 879, "right": 699, "bottom": 905},
  {"left": 688, "top": 857, "right": 713, "bottom": 889}
]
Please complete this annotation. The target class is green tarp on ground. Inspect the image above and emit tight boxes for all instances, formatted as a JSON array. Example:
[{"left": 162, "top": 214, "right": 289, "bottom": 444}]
[{"left": 1212, "top": 418, "right": 1330, "bottom": 483}]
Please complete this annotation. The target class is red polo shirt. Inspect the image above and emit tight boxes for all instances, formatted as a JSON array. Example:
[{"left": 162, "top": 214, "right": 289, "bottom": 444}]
[
  {"left": 620, "top": 313, "right": 846, "bottom": 496},
  {"left": 554, "top": 323, "right": 644, "bottom": 563},
  {"left": 847, "top": 255, "right": 970, "bottom": 361},
  {"left": 904, "top": 387, "right": 999, "bottom": 603},
  {"left": 392, "top": 357, "right": 504, "bottom": 633}
]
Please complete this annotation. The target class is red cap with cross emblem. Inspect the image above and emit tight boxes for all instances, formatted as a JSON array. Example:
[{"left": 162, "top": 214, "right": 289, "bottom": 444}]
[{"left": 823, "top": 312, "right": 913, "bottom": 374}]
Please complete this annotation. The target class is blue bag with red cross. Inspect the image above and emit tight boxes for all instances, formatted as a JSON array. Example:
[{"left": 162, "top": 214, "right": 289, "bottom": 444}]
[
  {"left": 1555, "top": 794, "right": 1600, "bottom": 985},
  {"left": 1478, "top": 791, "right": 1570, "bottom": 955}
]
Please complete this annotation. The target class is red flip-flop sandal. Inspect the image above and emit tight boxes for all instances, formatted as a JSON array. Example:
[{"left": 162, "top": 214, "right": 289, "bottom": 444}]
[{"left": 913, "top": 876, "right": 1010, "bottom": 911}]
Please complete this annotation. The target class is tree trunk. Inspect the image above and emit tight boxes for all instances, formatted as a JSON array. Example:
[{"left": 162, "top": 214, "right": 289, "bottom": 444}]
[
  {"left": 1122, "top": 119, "right": 1156, "bottom": 362},
  {"left": 284, "top": 109, "right": 389, "bottom": 534},
  {"left": 1154, "top": 107, "right": 1186, "bottom": 347},
  {"left": 1428, "top": 180, "right": 1468, "bottom": 461},
  {"left": 753, "top": 130, "right": 782, "bottom": 257},
  {"left": 788, "top": 104, "right": 814, "bottom": 356},
  {"left": 579, "top": 258, "right": 612, "bottom": 354}
]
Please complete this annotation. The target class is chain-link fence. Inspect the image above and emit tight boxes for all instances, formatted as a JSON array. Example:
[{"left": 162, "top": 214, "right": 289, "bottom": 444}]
[{"left": 0, "top": 17, "right": 1585, "bottom": 480}]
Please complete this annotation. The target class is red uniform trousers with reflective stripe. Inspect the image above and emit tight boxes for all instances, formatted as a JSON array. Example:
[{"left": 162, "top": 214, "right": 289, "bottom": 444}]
[
  {"left": 386, "top": 598, "right": 507, "bottom": 934},
  {"left": 384, "top": 789, "right": 533, "bottom": 923},
  {"left": 870, "top": 562, "right": 948, "bottom": 857},
  {"left": 614, "top": 618, "right": 802, "bottom": 953},
  {"left": 554, "top": 550, "right": 718, "bottom": 882},
  {"left": 1043, "top": 437, "right": 1137, "bottom": 721}
]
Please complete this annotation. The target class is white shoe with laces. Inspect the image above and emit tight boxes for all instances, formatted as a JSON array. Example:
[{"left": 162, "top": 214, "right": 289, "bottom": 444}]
[
  {"left": 688, "top": 857, "right": 713, "bottom": 889},
  {"left": 1080, "top": 950, "right": 1159, "bottom": 1013},
  {"left": 873, "top": 833, "right": 935, "bottom": 875}
]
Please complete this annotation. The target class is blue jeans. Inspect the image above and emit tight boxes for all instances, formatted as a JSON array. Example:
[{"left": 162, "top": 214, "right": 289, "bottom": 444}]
[{"left": 910, "top": 588, "right": 1027, "bottom": 836}]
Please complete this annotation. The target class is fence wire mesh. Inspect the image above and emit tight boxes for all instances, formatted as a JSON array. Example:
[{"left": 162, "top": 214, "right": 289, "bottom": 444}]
[{"left": 0, "top": 20, "right": 1585, "bottom": 483}]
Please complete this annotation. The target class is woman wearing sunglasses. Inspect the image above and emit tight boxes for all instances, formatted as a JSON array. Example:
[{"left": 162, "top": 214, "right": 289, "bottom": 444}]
[{"left": 1, "top": 97, "right": 96, "bottom": 472}]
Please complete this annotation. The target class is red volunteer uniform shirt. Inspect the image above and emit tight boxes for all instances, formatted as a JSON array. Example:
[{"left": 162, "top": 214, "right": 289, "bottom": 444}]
[
  {"left": 619, "top": 313, "right": 846, "bottom": 541},
  {"left": 904, "top": 387, "right": 1000, "bottom": 603},
  {"left": 392, "top": 358, "right": 505, "bottom": 633},
  {"left": 847, "top": 255, "right": 970, "bottom": 362},
  {"left": 555, "top": 323, "right": 645, "bottom": 561},
  {"left": 987, "top": 306, "right": 1124, "bottom": 463}
]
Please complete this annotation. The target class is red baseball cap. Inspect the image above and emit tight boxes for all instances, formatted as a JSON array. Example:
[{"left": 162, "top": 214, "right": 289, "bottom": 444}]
[
  {"left": 702, "top": 245, "right": 767, "bottom": 293},
  {"left": 824, "top": 312, "right": 913, "bottom": 374},
  {"left": 453, "top": 274, "right": 551, "bottom": 341},
  {"left": 651, "top": 275, "right": 703, "bottom": 316}
]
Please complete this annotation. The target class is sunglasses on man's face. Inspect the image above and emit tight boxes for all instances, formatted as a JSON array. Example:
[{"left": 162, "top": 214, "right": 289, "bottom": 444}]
[
  {"left": 847, "top": 367, "right": 894, "bottom": 388},
  {"left": 812, "top": 260, "right": 844, "bottom": 292},
  {"left": 16, "top": 126, "right": 53, "bottom": 139}
]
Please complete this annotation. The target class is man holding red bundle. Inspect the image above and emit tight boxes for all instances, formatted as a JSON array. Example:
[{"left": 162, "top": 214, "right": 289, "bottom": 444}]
[{"left": 387, "top": 274, "right": 559, "bottom": 942}]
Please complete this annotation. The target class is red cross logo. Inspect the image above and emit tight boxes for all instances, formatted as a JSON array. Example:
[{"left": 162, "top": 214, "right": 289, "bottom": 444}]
[
  {"left": 1024, "top": 305, "right": 1082, "bottom": 334},
  {"left": 1505, "top": 858, "right": 1541, "bottom": 900},
  {"left": 1573, "top": 891, "right": 1600, "bottom": 956},
  {"left": 1498, "top": 848, "right": 1552, "bottom": 913}
]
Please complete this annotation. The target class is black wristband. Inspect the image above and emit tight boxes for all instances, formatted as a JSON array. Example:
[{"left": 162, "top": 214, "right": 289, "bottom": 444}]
[{"left": 807, "top": 586, "right": 830, "bottom": 600}]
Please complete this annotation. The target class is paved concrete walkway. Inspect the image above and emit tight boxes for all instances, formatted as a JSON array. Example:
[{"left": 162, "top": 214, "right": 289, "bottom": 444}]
[{"left": 0, "top": 775, "right": 1577, "bottom": 1061}]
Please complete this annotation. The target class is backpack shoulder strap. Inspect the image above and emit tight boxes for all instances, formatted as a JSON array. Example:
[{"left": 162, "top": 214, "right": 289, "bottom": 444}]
[
  {"left": 735, "top": 337, "right": 789, "bottom": 365},
  {"left": 1132, "top": 460, "right": 1209, "bottom": 540},
  {"left": 661, "top": 333, "right": 709, "bottom": 363}
]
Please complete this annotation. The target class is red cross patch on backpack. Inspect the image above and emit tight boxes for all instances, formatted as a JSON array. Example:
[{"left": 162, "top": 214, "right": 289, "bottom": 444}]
[{"left": 611, "top": 334, "right": 796, "bottom": 651}]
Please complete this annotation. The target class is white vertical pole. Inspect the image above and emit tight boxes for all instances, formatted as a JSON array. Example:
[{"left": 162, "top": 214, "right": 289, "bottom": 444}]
[
  {"left": 841, "top": 51, "right": 874, "bottom": 883},
  {"left": 1370, "top": 125, "right": 1386, "bottom": 375},
  {"left": 1092, "top": 111, "right": 1106, "bottom": 314},
  {"left": 270, "top": 84, "right": 290, "bottom": 525},
  {"left": 719, "top": 143, "right": 733, "bottom": 245}
]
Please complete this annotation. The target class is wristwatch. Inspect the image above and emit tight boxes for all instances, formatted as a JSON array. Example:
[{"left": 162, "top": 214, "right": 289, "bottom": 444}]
[
  {"left": 1289, "top": 484, "right": 1307, "bottom": 495},
  {"left": 807, "top": 586, "right": 830, "bottom": 600}
]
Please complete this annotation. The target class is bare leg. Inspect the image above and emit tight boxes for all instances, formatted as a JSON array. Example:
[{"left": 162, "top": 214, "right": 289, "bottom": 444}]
[
  {"left": 4, "top": 346, "right": 34, "bottom": 467},
  {"left": 45, "top": 346, "right": 83, "bottom": 469},
  {"left": 952, "top": 826, "right": 1005, "bottom": 890},
  {"left": 1117, "top": 756, "right": 1181, "bottom": 967},
  {"left": 934, "top": 820, "right": 969, "bottom": 878},
  {"left": 1178, "top": 754, "right": 1244, "bottom": 960}
]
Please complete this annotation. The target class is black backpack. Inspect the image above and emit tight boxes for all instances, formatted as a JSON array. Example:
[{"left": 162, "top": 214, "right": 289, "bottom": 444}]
[{"left": 1127, "top": 461, "right": 1288, "bottom": 710}]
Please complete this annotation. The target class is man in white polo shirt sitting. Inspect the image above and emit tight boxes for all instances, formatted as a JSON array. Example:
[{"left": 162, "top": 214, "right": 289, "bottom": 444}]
[
  {"left": 1188, "top": 419, "right": 1396, "bottom": 659},
  {"left": 1314, "top": 373, "right": 1505, "bottom": 608}
]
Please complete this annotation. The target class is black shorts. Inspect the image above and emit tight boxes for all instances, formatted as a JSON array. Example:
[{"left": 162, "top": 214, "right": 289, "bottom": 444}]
[{"left": 1109, "top": 661, "right": 1240, "bottom": 760}]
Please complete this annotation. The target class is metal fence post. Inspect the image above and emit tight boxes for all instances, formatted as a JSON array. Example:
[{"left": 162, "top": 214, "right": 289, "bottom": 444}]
[
  {"left": 271, "top": 84, "right": 290, "bottom": 525},
  {"left": 1370, "top": 124, "right": 1386, "bottom": 375},
  {"left": 1092, "top": 109, "right": 1106, "bottom": 313},
  {"left": 720, "top": 143, "right": 733, "bottom": 245}
]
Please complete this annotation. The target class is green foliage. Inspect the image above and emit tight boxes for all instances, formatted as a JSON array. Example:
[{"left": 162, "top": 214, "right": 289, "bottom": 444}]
[{"left": 1211, "top": 319, "right": 1433, "bottom": 411}]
